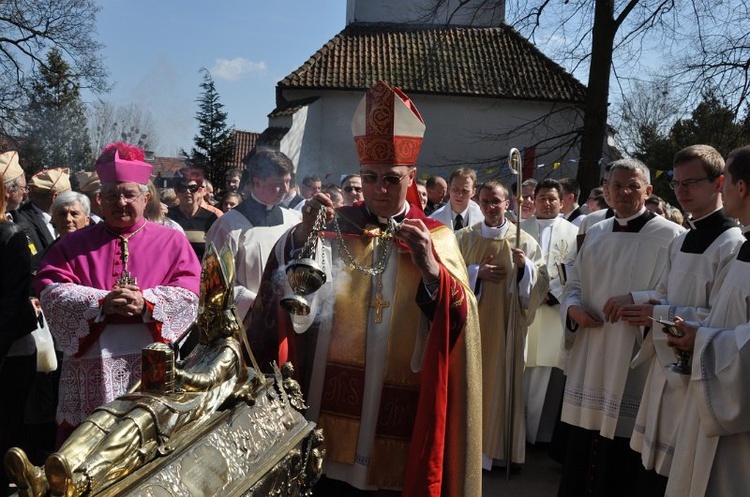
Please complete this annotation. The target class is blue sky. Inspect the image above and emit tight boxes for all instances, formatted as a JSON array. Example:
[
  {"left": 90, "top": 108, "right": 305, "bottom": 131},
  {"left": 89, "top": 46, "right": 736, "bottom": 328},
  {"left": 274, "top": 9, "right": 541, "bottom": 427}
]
[{"left": 91, "top": 1, "right": 346, "bottom": 156}]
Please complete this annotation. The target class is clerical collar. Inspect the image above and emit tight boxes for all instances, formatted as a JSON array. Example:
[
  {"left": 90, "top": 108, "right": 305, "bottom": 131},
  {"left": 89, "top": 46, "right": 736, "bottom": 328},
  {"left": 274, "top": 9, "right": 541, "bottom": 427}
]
[
  {"left": 104, "top": 217, "right": 148, "bottom": 235},
  {"left": 369, "top": 202, "right": 409, "bottom": 225},
  {"left": 452, "top": 203, "right": 470, "bottom": 218},
  {"left": 481, "top": 219, "right": 508, "bottom": 238},
  {"left": 686, "top": 207, "right": 724, "bottom": 230},
  {"left": 615, "top": 207, "right": 647, "bottom": 225},
  {"left": 537, "top": 217, "right": 557, "bottom": 227},
  {"left": 681, "top": 208, "right": 738, "bottom": 254},
  {"left": 250, "top": 192, "right": 276, "bottom": 211}
]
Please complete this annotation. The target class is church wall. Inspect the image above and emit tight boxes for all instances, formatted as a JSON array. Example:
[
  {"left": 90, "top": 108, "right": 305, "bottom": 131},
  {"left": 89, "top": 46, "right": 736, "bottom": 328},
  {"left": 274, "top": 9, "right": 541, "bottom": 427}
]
[
  {"left": 281, "top": 88, "right": 584, "bottom": 185},
  {"left": 346, "top": 0, "right": 505, "bottom": 27},
  {"left": 278, "top": 105, "right": 309, "bottom": 170},
  {"left": 415, "top": 94, "right": 583, "bottom": 183},
  {"left": 285, "top": 90, "right": 363, "bottom": 182}
]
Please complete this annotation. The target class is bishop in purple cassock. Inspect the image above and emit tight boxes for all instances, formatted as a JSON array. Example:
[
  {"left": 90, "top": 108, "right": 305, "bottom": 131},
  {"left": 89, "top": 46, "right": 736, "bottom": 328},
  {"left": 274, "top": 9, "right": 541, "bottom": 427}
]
[{"left": 34, "top": 142, "right": 201, "bottom": 435}]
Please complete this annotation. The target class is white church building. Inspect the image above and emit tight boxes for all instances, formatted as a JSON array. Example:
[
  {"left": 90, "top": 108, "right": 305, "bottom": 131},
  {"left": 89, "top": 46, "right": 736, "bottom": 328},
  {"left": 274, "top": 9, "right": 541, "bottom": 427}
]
[{"left": 258, "top": 0, "right": 591, "bottom": 184}]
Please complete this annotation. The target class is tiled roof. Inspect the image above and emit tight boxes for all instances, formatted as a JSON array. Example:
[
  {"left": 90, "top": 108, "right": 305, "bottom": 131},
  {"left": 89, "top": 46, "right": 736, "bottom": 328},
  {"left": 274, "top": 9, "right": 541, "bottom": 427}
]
[
  {"left": 150, "top": 156, "right": 186, "bottom": 175},
  {"left": 231, "top": 129, "right": 260, "bottom": 168},
  {"left": 279, "top": 23, "right": 586, "bottom": 103}
]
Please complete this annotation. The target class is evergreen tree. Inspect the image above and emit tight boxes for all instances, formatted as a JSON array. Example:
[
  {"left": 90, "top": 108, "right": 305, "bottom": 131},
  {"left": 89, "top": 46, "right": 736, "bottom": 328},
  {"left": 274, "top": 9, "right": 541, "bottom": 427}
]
[
  {"left": 19, "top": 48, "right": 92, "bottom": 175},
  {"left": 188, "top": 68, "right": 234, "bottom": 188},
  {"left": 668, "top": 90, "right": 746, "bottom": 157},
  {"left": 634, "top": 90, "right": 750, "bottom": 205}
]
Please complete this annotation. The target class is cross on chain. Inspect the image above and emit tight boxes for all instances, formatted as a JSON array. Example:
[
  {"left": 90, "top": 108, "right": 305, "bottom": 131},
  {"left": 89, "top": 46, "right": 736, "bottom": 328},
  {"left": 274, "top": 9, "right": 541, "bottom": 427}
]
[{"left": 370, "top": 290, "right": 390, "bottom": 324}]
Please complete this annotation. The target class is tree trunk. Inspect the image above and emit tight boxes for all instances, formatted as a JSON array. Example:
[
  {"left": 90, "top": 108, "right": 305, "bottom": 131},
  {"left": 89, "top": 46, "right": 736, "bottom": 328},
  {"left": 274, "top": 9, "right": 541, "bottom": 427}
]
[{"left": 576, "top": 0, "right": 617, "bottom": 198}]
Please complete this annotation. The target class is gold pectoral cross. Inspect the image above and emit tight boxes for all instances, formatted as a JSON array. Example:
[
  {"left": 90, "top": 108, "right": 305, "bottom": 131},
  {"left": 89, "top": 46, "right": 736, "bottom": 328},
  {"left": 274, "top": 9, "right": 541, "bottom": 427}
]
[
  {"left": 115, "top": 232, "right": 138, "bottom": 287},
  {"left": 370, "top": 290, "right": 390, "bottom": 324},
  {"left": 117, "top": 270, "right": 137, "bottom": 287}
]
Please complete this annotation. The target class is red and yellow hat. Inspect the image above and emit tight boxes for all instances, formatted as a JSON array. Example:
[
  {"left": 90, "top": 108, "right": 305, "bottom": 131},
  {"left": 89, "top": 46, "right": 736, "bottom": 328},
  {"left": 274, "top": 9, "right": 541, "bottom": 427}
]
[{"left": 352, "top": 81, "right": 425, "bottom": 166}]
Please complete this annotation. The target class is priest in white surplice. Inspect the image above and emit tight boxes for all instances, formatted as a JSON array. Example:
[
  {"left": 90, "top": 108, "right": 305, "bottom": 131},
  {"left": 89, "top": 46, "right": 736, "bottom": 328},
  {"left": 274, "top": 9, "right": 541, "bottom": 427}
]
[
  {"left": 205, "top": 150, "right": 301, "bottom": 322},
  {"left": 456, "top": 180, "right": 548, "bottom": 470},
  {"left": 558, "top": 158, "right": 684, "bottom": 497},
  {"left": 520, "top": 179, "right": 578, "bottom": 445},
  {"left": 664, "top": 145, "right": 750, "bottom": 497},
  {"left": 611, "top": 145, "right": 744, "bottom": 496}
]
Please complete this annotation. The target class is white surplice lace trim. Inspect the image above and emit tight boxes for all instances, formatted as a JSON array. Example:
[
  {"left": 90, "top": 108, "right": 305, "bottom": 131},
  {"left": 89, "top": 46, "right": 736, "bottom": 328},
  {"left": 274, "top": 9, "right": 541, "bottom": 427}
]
[
  {"left": 41, "top": 283, "right": 109, "bottom": 356},
  {"left": 43, "top": 283, "right": 198, "bottom": 425},
  {"left": 143, "top": 286, "right": 198, "bottom": 341},
  {"left": 57, "top": 352, "right": 142, "bottom": 426}
]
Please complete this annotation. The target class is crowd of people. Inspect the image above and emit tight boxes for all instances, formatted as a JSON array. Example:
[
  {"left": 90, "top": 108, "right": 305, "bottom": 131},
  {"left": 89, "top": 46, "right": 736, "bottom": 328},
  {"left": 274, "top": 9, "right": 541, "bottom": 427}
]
[{"left": 1, "top": 81, "right": 749, "bottom": 497}]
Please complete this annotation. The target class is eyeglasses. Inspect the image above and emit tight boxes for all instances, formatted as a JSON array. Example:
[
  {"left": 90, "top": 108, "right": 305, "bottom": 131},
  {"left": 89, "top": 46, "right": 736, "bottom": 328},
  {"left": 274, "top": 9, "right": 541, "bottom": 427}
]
[
  {"left": 668, "top": 177, "right": 712, "bottom": 190},
  {"left": 101, "top": 192, "right": 144, "bottom": 204},
  {"left": 360, "top": 172, "right": 410, "bottom": 186},
  {"left": 175, "top": 184, "right": 200, "bottom": 193},
  {"left": 7, "top": 185, "right": 28, "bottom": 193},
  {"left": 343, "top": 185, "right": 363, "bottom": 193}
]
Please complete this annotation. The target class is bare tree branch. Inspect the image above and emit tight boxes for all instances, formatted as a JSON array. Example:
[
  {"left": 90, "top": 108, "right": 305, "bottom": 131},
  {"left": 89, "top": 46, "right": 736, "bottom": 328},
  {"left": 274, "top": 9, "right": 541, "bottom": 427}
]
[{"left": 0, "top": 0, "right": 107, "bottom": 136}]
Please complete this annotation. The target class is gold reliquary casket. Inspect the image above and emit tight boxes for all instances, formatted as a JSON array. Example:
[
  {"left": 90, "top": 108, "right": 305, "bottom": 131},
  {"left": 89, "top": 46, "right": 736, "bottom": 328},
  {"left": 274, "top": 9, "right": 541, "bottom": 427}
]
[{"left": 5, "top": 244, "right": 323, "bottom": 497}]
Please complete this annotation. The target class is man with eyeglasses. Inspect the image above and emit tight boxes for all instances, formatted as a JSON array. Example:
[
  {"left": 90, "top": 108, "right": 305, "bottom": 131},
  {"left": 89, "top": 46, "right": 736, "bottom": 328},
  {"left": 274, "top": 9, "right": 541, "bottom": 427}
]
[
  {"left": 11, "top": 167, "right": 72, "bottom": 275},
  {"left": 249, "top": 81, "right": 481, "bottom": 497},
  {"left": 456, "top": 179, "right": 547, "bottom": 471},
  {"left": 429, "top": 167, "right": 484, "bottom": 231},
  {"left": 33, "top": 142, "right": 201, "bottom": 443},
  {"left": 654, "top": 145, "right": 750, "bottom": 497},
  {"left": 300, "top": 175, "right": 322, "bottom": 200},
  {"left": 290, "top": 174, "right": 323, "bottom": 212},
  {"left": 558, "top": 158, "right": 684, "bottom": 497},
  {"left": 600, "top": 145, "right": 744, "bottom": 495},
  {"left": 340, "top": 173, "right": 364, "bottom": 206},
  {"left": 205, "top": 149, "right": 301, "bottom": 326},
  {"left": 1, "top": 151, "right": 29, "bottom": 216},
  {"left": 169, "top": 168, "right": 219, "bottom": 260},
  {"left": 0, "top": 151, "right": 43, "bottom": 261}
]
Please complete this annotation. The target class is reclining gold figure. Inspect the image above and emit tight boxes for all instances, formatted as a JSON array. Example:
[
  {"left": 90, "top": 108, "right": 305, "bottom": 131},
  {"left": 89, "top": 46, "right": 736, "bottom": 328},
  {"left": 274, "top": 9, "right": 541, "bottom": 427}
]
[{"left": 5, "top": 244, "right": 255, "bottom": 497}]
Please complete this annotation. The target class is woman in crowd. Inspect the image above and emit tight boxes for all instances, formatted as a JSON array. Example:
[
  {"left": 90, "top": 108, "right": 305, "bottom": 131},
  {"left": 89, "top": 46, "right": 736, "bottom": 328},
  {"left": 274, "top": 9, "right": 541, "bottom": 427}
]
[
  {"left": 50, "top": 191, "right": 91, "bottom": 238},
  {"left": 145, "top": 181, "right": 184, "bottom": 232}
]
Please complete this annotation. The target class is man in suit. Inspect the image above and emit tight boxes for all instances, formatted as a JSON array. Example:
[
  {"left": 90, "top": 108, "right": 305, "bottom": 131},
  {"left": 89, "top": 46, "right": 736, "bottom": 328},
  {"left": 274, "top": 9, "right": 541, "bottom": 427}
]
[
  {"left": 424, "top": 175, "right": 447, "bottom": 215},
  {"left": 13, "top": 168, "right": 70, "bottom": 270},
  {"left": 429, "top": 167, "right": 484, "bottom": 230}
]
